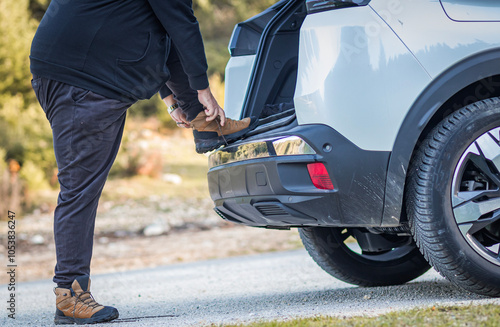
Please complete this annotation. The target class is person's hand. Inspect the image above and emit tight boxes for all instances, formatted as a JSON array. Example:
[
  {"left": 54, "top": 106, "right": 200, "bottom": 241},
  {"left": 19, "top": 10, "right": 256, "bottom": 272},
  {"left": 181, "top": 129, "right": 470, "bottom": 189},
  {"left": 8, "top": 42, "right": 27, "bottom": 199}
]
[
  {"left": 162, "top": 95, "right": 189, "bottom": 128},
  {"left": 170, "top": 107, "right": 189, "bottom": 128},
  {"left": 197, "top": 87, "right": 226, "bottom": 126}
]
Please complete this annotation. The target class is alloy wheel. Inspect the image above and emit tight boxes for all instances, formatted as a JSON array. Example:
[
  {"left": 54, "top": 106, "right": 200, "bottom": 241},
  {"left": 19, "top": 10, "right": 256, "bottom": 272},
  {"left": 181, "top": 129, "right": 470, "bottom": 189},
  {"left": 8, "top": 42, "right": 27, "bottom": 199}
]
[{"left": 452, "top": 127, "right": 500, "bottom": 267}]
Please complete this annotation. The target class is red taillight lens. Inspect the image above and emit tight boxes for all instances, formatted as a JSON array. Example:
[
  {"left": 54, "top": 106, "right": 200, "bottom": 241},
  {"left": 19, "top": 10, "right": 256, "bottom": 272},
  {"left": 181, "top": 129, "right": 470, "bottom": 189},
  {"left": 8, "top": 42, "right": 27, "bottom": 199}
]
[{"left": 307, "top": 163, "right": 334, "bottom": 190}]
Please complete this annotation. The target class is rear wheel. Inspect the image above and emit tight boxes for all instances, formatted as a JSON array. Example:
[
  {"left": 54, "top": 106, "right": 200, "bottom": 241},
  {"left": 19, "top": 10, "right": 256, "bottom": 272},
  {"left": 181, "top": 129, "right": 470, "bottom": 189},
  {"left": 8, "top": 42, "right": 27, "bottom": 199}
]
[
  {"left": 299, "top": 227, "right": 430, "bottom": 286},
  {"left": 406, "top": 98, "right": 500, "bottom": 296}
]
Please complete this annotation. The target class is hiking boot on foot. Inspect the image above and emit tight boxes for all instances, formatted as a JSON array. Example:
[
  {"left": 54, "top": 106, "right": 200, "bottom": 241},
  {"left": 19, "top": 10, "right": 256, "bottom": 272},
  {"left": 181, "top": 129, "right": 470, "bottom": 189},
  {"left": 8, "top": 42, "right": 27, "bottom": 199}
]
[
  {"left": 54, "top": 275, "right": 118, "bottom": 325},
  {"left": 190, "top": 111, "right": 258, "bottom": 153}
]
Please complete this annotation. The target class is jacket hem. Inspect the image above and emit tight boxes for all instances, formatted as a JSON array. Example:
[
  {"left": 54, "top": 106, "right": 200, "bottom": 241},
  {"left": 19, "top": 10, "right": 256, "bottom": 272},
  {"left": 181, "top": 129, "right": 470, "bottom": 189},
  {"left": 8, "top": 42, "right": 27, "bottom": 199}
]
[{"left": 30, "top": 57, "right": 140, "bottom": 103}]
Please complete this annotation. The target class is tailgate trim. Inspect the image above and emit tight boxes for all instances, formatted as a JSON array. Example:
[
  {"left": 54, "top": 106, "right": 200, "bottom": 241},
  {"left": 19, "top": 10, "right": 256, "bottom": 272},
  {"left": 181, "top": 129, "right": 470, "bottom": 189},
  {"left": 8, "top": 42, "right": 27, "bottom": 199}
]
[{"left": 208, "top": 136, "right": 316, "bottom": 168}]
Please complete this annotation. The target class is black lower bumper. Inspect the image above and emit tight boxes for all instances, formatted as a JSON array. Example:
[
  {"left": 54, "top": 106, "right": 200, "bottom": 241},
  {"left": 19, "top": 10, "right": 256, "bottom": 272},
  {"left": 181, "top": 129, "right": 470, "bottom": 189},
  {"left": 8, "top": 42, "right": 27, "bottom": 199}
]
[{"left": 208, "top": 124, "right": 392, "bottom": 228}]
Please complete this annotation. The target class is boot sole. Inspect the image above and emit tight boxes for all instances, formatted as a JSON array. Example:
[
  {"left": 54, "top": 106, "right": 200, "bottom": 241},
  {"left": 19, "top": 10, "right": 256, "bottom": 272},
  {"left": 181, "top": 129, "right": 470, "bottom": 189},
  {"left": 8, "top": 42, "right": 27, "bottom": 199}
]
[
  {"left": 54, "top": 310, "right": 119, "bottom": 325},
  {"left": 195, "top": 117, "right": 258, "bottom": 154}
]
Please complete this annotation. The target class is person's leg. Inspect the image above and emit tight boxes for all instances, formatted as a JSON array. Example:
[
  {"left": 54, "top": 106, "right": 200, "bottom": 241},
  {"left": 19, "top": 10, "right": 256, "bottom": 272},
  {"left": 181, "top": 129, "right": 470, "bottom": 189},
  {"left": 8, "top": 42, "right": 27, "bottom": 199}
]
[
  {"left": 32, "top": 76, "right": 132, "bottom": 287},
  {"left": 32, "top": 76, "right": 131, "bottom": 324}
]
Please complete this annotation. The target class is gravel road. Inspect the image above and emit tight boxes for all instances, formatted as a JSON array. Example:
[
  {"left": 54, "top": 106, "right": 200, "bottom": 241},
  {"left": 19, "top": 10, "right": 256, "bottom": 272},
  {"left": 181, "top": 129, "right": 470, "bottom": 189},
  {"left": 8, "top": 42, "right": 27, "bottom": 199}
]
[{"left": 2, "top": 249, "right": 498, "bottom": 327}]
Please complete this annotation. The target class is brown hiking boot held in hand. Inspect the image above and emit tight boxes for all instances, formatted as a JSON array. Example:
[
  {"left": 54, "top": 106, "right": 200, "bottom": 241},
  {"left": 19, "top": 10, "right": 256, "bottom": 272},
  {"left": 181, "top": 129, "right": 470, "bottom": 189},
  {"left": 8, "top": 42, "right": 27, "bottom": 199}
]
[
  {"left": 190, "top": 110, "right": 257, "bottom": 153},
  {"left": 54, "top": 275, "right": 118, "bottom": 325}
]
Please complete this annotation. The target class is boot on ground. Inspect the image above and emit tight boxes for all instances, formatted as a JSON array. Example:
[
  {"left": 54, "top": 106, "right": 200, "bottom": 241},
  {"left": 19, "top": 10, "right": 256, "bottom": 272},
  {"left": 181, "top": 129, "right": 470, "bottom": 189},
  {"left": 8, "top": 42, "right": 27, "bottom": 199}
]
[{"left": 54, "top": 275, "right": 118, "bottom": 325}]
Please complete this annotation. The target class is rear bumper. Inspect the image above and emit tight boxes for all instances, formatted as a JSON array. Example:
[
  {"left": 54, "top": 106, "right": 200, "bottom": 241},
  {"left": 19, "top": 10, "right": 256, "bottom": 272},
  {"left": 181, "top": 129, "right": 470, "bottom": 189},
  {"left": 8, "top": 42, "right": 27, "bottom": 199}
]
[{"left": 208, "top": 124, "right": 391, "bottom": 228}]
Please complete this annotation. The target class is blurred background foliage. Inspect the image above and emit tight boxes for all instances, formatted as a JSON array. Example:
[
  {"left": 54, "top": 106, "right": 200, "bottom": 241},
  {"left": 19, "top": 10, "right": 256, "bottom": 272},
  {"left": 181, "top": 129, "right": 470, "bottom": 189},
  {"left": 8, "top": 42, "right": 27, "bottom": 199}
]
[{"left": 0, "top": 0, "right": 276, "bottom": 213}]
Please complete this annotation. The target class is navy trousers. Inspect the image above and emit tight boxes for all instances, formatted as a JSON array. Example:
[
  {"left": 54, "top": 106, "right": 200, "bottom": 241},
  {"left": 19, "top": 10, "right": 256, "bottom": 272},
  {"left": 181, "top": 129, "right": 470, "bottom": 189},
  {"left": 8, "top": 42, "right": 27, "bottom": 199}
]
[{"left": 32, "top": 76, "right": 134, "bottom": 288}]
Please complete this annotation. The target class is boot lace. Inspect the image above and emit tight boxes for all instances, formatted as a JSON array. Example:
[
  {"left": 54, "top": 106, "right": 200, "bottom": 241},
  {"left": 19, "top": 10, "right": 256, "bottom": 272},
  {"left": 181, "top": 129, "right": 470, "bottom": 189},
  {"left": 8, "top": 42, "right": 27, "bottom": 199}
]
[
  {"left": 216, "top": 119, "right": 229, "bottom": 147},
  {"left": 73, "top": 291, "right": 101, "bottom": 318}
]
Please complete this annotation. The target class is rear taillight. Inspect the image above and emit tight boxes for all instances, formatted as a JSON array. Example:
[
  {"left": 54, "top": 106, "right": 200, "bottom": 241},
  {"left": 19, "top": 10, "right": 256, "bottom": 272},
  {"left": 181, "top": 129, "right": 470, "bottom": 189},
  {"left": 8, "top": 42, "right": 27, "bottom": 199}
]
[
  {"left": 307, "top": 163, "right": 334, "bottom": 190},
  {"left": 306, "top": 0, "right": 371, "bottom": 14}
]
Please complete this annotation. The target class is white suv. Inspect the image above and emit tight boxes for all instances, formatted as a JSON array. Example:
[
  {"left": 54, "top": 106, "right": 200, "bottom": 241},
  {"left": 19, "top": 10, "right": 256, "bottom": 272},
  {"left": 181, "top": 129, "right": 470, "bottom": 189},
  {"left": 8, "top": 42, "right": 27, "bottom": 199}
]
[{"left": 207, "top": 0, "right": 500, "bottom": 296}]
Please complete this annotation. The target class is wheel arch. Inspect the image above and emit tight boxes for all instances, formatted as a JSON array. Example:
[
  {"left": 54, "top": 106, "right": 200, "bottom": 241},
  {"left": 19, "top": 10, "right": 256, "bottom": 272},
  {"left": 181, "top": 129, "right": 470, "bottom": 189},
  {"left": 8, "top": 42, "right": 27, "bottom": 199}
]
[{"left": 381, "top": 48, "right": 500, "bottom": 226}]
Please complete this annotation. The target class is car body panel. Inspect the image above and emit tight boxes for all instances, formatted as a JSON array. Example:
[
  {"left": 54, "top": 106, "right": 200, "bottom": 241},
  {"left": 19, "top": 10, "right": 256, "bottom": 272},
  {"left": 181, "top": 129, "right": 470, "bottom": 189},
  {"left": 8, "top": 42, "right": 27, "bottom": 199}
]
[
  {"left": 372, "top": 0, "right": 500, "bottom": 78},
  {"left": 294, "top": 5, "right": 431, "bottom": 151}
]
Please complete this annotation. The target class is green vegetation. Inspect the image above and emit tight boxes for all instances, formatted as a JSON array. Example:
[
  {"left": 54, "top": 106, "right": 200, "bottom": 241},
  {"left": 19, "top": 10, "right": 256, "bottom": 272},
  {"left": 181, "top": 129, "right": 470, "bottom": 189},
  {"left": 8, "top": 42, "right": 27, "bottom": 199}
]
[
  {"left": 226, "top": 304, "right": 500, "bottom": 327},
  {"left": 0, "top": 0, "right": 55, "bottom": 214},
  {"left": 0, "top": 0, "right": 276, "bottom": 214}
]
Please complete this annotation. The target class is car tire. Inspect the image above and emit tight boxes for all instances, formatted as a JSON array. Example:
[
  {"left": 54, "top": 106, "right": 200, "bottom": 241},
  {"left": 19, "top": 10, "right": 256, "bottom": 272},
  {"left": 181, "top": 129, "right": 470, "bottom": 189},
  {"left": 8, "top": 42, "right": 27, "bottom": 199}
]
[
  {"left": 406, "top": 98, "right": 500, "bottom": 297},
  {"left": 299, "top": 227, "right": 430, "bottom": 286}
]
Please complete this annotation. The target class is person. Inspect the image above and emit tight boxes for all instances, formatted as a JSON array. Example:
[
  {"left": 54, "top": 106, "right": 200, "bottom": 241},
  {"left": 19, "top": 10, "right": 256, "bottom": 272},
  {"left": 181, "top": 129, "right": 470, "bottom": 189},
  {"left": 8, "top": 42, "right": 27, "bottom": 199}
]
[{"left": 29, "top": 0, "right": 255, "bottom": 324}]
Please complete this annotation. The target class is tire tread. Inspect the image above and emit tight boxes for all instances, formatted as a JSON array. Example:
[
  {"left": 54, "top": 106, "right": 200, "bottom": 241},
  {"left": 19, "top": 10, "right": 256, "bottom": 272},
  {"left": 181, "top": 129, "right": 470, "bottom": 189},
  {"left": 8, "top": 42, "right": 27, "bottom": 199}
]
[{"left": 406, "top": 98, "right": 500, "bottom": 297}]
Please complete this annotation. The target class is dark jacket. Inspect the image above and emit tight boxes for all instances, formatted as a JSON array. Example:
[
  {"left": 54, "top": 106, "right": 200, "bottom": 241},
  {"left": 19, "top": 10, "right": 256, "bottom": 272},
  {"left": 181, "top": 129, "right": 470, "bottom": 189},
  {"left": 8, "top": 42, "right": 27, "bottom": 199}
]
[{"left": 30, "top": 0, "right": 209, "bottom": 102}]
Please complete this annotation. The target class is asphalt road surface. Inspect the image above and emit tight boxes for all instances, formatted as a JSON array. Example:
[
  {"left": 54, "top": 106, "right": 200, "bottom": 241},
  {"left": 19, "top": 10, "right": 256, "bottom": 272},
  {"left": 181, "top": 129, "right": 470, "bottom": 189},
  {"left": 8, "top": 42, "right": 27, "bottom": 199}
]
[{"left": 2, "top": 249, "right": 499, "bottom": 326}]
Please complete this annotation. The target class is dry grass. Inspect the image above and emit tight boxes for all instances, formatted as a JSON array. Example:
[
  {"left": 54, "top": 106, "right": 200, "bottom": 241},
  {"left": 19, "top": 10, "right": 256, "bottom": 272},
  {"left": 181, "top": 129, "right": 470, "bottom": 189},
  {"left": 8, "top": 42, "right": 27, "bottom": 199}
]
[{"left": 227, "top": 303, "right": 500, "bottom": 327}]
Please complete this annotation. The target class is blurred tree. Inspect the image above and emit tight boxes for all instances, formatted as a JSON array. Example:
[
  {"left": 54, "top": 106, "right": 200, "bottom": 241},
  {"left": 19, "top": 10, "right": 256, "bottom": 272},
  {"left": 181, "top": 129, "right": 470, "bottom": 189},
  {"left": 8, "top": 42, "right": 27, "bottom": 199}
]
[
  {"left": 0, "top": 0, "right": 37, "bottom": 98},
  {"left": 28, "top": 0, "right": 50, "bottom": 21},
  {"left": 0, "top": 0, "right": 54, "bottom": 212}
]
